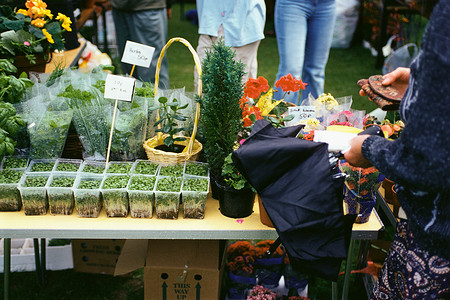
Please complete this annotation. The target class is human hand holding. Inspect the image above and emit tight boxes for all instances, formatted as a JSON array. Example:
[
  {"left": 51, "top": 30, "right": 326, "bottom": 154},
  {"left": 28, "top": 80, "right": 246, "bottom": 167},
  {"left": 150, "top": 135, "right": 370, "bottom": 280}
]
[
  {"left": 359, "top": 67, "right": 410, "bottom": 97},
  {"left": 343, "top": 135, "right": 373, "bottom": 168}
]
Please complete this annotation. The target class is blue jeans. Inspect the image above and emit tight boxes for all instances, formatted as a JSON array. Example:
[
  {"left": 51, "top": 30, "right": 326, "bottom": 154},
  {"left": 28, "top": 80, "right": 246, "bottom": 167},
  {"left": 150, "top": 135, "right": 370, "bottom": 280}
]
[
  {"left": 274, "top": 0, "right": 336, "bottom": 104},
  {"left": 113, "top": 8, "right": 169, "bottom": 89}
]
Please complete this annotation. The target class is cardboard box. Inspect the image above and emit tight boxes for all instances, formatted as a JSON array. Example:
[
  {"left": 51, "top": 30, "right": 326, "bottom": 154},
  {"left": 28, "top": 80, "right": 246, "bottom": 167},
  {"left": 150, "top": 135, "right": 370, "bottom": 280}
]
[
  {"left": 115, "top": 239, "right": 225, "bottom": 300},
  {"left": 72, "top": 239, "right": 125, "bottom": 275}
]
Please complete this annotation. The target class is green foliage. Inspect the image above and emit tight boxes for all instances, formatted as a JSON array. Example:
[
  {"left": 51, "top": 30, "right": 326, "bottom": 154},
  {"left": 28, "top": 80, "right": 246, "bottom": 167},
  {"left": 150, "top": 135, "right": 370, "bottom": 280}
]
[
  {"left": 106, "top": 162, "right": 133, "bottom": 174},
  {"left": 159, "top": 163, "right": 184, "bottom": 177},
  {"left": 0, "top": 169, "right": 23, "bottom": 184},
  {"left": 102, "top": 175, "right": 130, "bottom": 189},
  {"left": 156, "top": 177, "right": 182, "bottom": 192},
  {"left": 128, "top": 175, "right": 156, "bottom": 191},
  {"left": 182, "top": 178, "right": 208, "bottom": 192},
  {"left": 199, "top": 39, "right": 245, "bottom": 175},
  {"left": 78, "top": 178, "right": 102, "bottom": 189},
  {"left": 30, "top": 161, "right": 54, "bottom": 172},
  {"left": 150, "top": 96, "right": 189, "bottom": 152},
  {"left": 221, "top": 153, "right": 254, "bottom": 191},
  {"left": 55, "top": 162, "right": 80, "bottom": 172},
  {"left": 50, "top": 177, "right": 75, "bottom": 188},
  {"left": 133, "top": 161, "right": 158, "bottom": 175},
  {"left": 1, "top": 156, "right": 27, "bottom": 169},
  {"left": 184, "top": 162, "right": 209, "bottom": 177},
  {"left": 0, "top": 59, "right": 33, "bottom": 103},
  {"left": 23, "top": 175, "right": 48, "bottom": 187},
  {"left": 135, "top": 82, "right": 155, "bottom": 98}
]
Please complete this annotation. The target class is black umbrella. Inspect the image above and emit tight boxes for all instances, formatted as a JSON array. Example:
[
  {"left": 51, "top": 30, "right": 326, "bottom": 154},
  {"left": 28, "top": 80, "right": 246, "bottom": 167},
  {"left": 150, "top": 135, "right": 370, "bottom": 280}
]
[{"left": 232, "top": 120, "right": 356, "bottom": 281}]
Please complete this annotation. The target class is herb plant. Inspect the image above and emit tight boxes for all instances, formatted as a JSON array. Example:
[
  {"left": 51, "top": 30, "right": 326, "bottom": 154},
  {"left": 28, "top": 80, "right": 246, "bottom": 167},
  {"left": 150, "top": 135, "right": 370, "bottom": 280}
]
[
  {"left": 0, "top": 169, "right": 23, "bottom": 184},
  {"left": 128, "top": 176, "right": 156, "bottom": 191},
  {"left": 74, "top": 177, "right": 102, "bottom": 218},
  {"left": 107, "top": 162, "right": 133, "bottom": 174},
  {"left": 156, "top": 177, "right": 182, "bottom": 192},
  {"left": 102, "top": 175, "right": 130, "bottom": 189},
  {"left": 0, "top": 169, "right": 24, "bottom": 211},
  {"left": 20, "top": 175, "right": 49, "bottom": 215},
  {"left": 50, "top": 177, "right": 75, "bottom": 187},
  {"left": 55, "top": 161, "right": 80, "bottom": 172},
  {"left": 78, "top": 179, "right": 102, "bottom": 190},
  {"left": 2, "top": 156, "right": 28, "bottom": 169},
  {"left": 128, "top": 175, "right": 156, "bottom": 218},
  {"left": 48, "top": 176, "right": 75, "bottom": 215},
  {"left": 159, "top": 164, "right": 184, "bottom": 177},
  {"left": 30, "top": 161, "right": 54, "bottom": 172},
  {"left": 102, "top": 175, "right": 130, "bottom": 217},
  {"left": 133, "top": 161, "right": 159, "bottom": 175},
  {"left": 185, "top": 162, "right": 209, "bottom": 177},
  {"left": 23, "top": 176, "right": 48, "bottom": 187}
]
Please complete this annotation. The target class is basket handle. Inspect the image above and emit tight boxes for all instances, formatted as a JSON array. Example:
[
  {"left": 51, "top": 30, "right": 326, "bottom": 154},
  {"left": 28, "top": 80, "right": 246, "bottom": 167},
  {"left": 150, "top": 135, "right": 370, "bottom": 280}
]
[{"left": 154, "top": 37, "right": 202, "bottom": 156}]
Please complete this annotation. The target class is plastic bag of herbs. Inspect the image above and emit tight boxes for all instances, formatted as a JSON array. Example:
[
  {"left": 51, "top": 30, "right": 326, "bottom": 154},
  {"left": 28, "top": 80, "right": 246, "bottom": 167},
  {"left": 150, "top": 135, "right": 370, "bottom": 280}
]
[
  {"left": 110, "top": 96, "right": 148, "bottom": 161},
  {"left": 58, "top": 84, "right": 112, "bottom": 160},
  {"left": 28, "top": 109, "right": 73, "bottom": 159}
]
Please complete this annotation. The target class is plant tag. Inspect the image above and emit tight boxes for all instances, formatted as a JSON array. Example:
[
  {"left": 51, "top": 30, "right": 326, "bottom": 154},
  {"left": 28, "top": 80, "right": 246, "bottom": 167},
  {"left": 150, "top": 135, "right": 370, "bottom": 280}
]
[
  {"left": 104, "top": 74, "right": 136, "bottom": 102},
  {"left": 121, "top": 41, "right": 155, "bottom": 68},
  {"left": 284, "top": 106, "right": 316, "bottom": 127}
]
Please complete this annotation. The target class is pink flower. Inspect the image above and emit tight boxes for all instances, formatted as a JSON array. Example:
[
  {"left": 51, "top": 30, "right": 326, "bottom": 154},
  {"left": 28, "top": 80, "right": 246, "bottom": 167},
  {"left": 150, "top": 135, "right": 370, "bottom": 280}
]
[
  {"left": 239, "top": 139, "right": 246, "bottom": 145},
  {"left": 24, "top": 41, "right": 31, "bottom": 46}
]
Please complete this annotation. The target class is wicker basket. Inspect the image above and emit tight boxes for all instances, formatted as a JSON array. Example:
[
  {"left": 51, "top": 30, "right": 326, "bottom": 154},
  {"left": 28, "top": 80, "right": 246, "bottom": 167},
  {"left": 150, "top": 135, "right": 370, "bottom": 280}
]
[{"left": 143, "top": 37, "right": 203, "bottom": 164}]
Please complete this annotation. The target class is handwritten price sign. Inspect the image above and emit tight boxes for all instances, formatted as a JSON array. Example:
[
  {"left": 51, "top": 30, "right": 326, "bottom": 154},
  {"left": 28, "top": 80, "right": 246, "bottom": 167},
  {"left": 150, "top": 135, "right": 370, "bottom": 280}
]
[
  {"left": 121, "top": 40, "right": 155, "bottom": 68},
  {"left": 104, "top": 74, "right": 136, "bottom": 102}
]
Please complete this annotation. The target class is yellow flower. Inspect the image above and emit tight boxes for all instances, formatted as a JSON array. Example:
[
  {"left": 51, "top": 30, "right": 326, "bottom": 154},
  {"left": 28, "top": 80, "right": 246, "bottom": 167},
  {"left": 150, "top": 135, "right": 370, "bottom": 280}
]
[
  {"left": 43, "top": 9, "right": 53, "bottom": 19},
  {"left": 314, "top": 93, "right": 339, "bottom": 111},
  {"left": 56, "top": 13, "right": 72, "bottom": 32},
  {"left": 42, "top": 28, "right": 54, "bottom": 44},
  {"left": 31, "top": 18, "right": 46, "bottom": 28},
  {"left": 16, "top": 9, "right": 30, "bottom": 17},
  {"left": 255, "top": 88, "right": 283, "bottom": 116}
]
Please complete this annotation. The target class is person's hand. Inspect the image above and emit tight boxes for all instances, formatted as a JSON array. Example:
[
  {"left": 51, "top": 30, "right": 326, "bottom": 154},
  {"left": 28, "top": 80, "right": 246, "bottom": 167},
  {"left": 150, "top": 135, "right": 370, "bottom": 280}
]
[
  {"left": 343, "top": 135, "right": 373, "bottom": 168},
  {"left": 167, "top": 8, "right": 172, "bottom": 19},
  {"left": 359, "top": 67, "right": 410, "bottom": 97}
]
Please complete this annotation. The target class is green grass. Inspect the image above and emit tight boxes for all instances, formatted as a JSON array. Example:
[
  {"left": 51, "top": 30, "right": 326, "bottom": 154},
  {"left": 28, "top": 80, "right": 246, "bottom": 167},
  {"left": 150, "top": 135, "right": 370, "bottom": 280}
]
[{"left": 0, "top": 3, "right": 386, "bottom": 299}]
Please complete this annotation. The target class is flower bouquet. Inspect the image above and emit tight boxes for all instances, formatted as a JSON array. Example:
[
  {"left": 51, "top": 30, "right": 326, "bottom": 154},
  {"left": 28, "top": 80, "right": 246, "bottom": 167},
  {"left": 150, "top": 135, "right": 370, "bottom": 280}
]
[
  {"left": 247, "top": 285, "right": 276, "bottom": 300},
  {"left": 0, "top": 0, "right": 73, "bottom": 65},
  {"left": 226, "top": 241, "right": 257, "bottom": 299},
  {"left": 340, "top": 162, "right": 382, "bottom": 223}
]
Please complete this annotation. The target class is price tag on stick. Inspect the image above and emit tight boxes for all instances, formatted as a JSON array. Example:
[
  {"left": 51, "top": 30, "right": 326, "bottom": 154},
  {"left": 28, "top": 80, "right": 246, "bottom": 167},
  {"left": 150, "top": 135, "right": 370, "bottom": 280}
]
[
  {"left": 104, "top": 74, "right": 136, "bottom": 102},
  {"left": 121, "top": 40, "right": 155, "bottom": 68}
]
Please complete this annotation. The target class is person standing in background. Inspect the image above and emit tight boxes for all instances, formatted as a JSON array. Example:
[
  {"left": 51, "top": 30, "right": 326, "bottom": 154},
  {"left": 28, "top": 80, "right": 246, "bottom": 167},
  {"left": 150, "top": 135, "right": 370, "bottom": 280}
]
[
  {"left": 274, "top": 0, "right": 336, "bottom": 104},
  {"left": 195, "top": 0, "right": 266, "bottom": 85},
  {"left": 111, "top": 0, "right": 173, "bottom": 89}
]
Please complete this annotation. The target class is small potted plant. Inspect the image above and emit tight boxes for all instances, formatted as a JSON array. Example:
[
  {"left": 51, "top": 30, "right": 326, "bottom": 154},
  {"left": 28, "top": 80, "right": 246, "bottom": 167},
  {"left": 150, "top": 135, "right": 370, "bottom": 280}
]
[
  {"left": 79, "top": 160, "right": 106, "bottom": 174},
  {"left": 154, "top": 176, "right": 182, "bottom": 219},
  {"left": 28, "top": 159, "right": 56, "bottom": 172},
  {"left": 73, "top": 174, "right": 103, "bottom": 218},
  {"left": 47, "top": 174, "right": 76, "bottom": 215},
  {"left": 127, "top": 175, "right": 156, "bottom": 218},
  {"left": 217, "top": 153, "right": 256, "bottom": 218},
  {"left": 54, "top": 158, "right": 82, "bottom": 173},
  {"left": 100, "top": 174, "right": 130, "bottom": 217},
  {"left": 1, "top": 156, "right": 29, "bottom": 170},
  {"left": 105, "top": 161, "right": 133, "bottom": 174},
  {"left": 0, "top": 169, "right": 24, "bottom": 211},
  {"left": 159, "top": 163, "right": 184, "bottom": 177},
  {"left": 184, "top": 161, "right": 209, "bottom": 177},
  {"left": 181, "top": 177, "right": 209, "bottom": 219},
  {"left": 18, "top": 173, "right": 49, "bottom": 215},
  {"left": 132, "top": 159, "right": 159, "bottom": 176}
]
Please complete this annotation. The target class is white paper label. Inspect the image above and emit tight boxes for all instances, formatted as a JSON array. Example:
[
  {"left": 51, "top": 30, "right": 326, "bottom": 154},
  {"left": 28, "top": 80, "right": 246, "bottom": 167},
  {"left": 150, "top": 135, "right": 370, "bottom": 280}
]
[
  {"left": 284, "top": 106, "right": 316, "bottom": 127},
  {"left": 104, "top": 74, "right": 136, "bottom": 102},
  {"left": 121, "top": 41, "right": 155, "bottom": 68}
]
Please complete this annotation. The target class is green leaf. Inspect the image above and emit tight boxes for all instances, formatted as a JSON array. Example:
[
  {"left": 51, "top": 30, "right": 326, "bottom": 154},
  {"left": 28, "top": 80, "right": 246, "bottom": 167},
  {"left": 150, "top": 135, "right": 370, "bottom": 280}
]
[
  {"left": 173, "top": 114, "right": 187, "bottom": 121},
  {"left": 164, "top": 135, "right": 174, "bottom": 147},
  {"left": 173, "top": 137, "right": 186, "bottom": 142},
  {"left": 158, "top": 96, "right": 168, "bottom": 104}
]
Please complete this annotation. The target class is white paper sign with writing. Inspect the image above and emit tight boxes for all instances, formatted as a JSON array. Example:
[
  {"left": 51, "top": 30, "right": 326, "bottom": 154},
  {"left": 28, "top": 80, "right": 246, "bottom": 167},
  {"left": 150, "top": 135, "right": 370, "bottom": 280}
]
[
  {"left": 104, "top": 74, "right": 136, "bottom": 102},
  {"left": 284, "top": 106, "right": 316, "bottom": 127},
  {"left": 121, "top": 41, "right": 155, "bottom": 68}
]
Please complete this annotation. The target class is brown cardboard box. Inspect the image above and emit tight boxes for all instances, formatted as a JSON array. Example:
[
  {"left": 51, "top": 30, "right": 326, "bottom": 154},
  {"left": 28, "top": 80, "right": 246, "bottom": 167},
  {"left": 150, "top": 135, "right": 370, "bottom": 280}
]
[
  {"left": 72, "top": 239, "right": 125, "bottom": 275},
  {"left": 115, "top": 239, "right": 225, "bottom": 300}
]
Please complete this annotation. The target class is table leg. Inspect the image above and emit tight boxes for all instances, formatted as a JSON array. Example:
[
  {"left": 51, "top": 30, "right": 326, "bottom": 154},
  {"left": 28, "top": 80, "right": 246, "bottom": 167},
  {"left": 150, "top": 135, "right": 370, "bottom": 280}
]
[
  {"left": 342, "top": 239, "right": 355, "bottom": 300},
  {"left": 4, "top": 238, "right": 11, "bottom": 300},
  {"left": 332, "top": 281, "right": 338, "bottom": 300},
  {"left": 40, "top": 238, "right": 46, "bottom": 284},
  {"left": 33, "top": 238, "right": 42, "bottom": 285}
]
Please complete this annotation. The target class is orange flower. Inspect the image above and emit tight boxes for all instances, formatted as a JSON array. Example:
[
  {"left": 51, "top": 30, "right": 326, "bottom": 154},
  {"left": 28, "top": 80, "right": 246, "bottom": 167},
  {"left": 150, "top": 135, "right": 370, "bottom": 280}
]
[
  {"left": 244, "top": 76, "right": 269, "bottom": 99},
  {"left": 275, "top": 73, "right": 308, "bottom": 93},
  {"left": 31, "top": 18, "right": 46, "bottom": 28}
]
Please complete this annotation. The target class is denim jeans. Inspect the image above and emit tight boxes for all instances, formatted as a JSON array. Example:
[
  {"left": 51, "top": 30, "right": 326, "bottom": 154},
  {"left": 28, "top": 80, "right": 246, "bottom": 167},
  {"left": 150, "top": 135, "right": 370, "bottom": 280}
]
[
  {"left": 274, "top": 0, "right": 336, "bottom": 104},
  {"left": 112, "top": 8, "right": 169, "bottom": 89}
]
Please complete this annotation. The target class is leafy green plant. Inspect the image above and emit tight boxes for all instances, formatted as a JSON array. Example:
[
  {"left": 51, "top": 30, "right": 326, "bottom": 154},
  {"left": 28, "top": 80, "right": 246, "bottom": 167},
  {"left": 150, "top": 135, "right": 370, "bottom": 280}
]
[
  {"left": 50, "top": 177, "right": 75, "bottom": 187},
  {"left": 30, "top": 161, "right": 54, "bottom": 172},
  {"left": 81, "top": 162, "right": 105, "bottom": 174},
  {"left": 159, "top": 163, "right": 184, "bottom": 177},
  {"left": 102, "top": 175, "right": 130, "bottom": 189},
  {"left": 102, "top": 175, "right": 130, "bottom": 217},
  {"left": 221, "top": 153, "right": 254, "bottom": 191},
  {"left": 2, "top": 156, "right": 28, "bottom": 169},
  {"left": 74, "top": 177, "right": 102, "bottom": 217},
  {"left": 23, "top": 175, "right": 48, "bottom": 187},
  {"left": 156, "top": 177, "right": 182, "bottom": 192},
  {"left": 0, "top": 59, "right": 33, "bottom": 103},
  {"left": 0, "top": 168, "right": 23, "bottom": 210},
  {"left": 133, "top": 161, "right": 159, "bottom": 175},
  {"left": 55, "top": 161, "right": 81, "bottom": 172},
  {"left": 199, "top": 39, "right": 245, "bottom": 176},
  {"left": 0, "top": 169, "right": 23, "bottom": 184},
  {"left": 182, "top": 178, "right": 208, "bottom": 192},
  {"left": 48, "top": 175, "right": 75, "bottom": 215},
  {"left": 128, "top": 176, "right": 156, "bottom": 191},
  {"left": 150, "top": 96, "right": 189, "bottom": 152},
  {"left": 106, "top": 162, "right": 133, "bottom": 174},
  {"left": 184, "top": 162, "right": 209, "bottom": 177}
]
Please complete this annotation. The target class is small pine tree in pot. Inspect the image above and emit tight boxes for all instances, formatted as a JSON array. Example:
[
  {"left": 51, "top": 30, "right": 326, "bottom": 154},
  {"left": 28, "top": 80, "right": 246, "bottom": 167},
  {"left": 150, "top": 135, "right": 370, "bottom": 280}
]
[{"left": 199, "top": 40, "right": 245, "bottom": 187}]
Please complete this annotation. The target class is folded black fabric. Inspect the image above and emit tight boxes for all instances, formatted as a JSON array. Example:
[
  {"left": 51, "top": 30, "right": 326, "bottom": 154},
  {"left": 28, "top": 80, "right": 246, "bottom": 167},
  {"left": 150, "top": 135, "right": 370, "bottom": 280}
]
[{"left": 232, "top": 120, "right": 356, "bottom": 281}]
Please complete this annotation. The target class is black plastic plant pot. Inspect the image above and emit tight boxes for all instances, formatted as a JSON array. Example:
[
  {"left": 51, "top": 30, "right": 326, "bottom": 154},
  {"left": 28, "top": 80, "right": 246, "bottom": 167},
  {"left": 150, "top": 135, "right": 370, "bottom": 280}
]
[{"left": 216, "top": 180, "right": 255, "bottom": 218}]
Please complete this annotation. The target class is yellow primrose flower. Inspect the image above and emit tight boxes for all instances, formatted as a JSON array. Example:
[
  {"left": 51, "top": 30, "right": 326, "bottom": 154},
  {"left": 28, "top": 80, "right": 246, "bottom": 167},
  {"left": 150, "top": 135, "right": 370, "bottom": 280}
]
[
  {"left": 43, "top": 9, "right": 53, "bottom": 19},
  {"left": 16, "top": 9, "right": 30, "bottom": 16},
  {"left": 306, "top": 118, "right": 320, "bottom": 126},
  {"left": 56, "top": 13, "right": 72, "bottom": 31},
  {"left": 255, "top": 88, "right": 283, "bottom": 116},
  {"left": 42, "top": 28, "right": 54, "bottom": 44},
  {"left": 31, "top": 18, "right": 46, "bottom": 28}
]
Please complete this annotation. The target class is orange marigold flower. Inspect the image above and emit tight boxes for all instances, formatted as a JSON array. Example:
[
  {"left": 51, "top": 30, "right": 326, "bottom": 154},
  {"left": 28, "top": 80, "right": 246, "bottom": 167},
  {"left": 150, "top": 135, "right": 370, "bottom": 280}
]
[
  {"left": 275, "top": 73, "right": 308, "bottom": 93},
  {"left": 244, "top": 76, "right": 269, "bottom": 99},
  {"left": 31, "top": 18, "right": 46, "bottom": 28}
]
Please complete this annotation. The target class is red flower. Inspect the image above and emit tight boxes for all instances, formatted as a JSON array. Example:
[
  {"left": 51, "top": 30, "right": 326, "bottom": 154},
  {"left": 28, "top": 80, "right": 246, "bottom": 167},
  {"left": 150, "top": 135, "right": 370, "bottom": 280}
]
[
  {"left": 275, "top": 74, "right": 308, "bottom": 93},
  {"left": 244, "top": 76, "right": 269, "bottom": 99}
]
